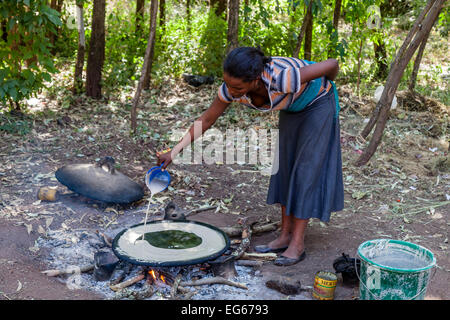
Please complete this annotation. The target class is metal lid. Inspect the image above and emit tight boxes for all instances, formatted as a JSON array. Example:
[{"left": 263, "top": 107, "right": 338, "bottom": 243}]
[{"left": 55, "top": 157, "right": 144, "bottom": 204}]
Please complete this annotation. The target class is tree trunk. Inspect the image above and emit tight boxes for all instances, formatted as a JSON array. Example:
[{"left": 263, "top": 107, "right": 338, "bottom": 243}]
[
  {"left": 86, "top": 0, "right": 106, "bottom": 99},
  {"left": 304, "top": 2, "right": 313, "bottom": 60},
  {"left": 186, "top": 0, "right": 191, "bottom": 31},
  {"left": 293, "top": 1, "right": 312, "bottom": 58},
  {"left": 210, "top": 0, "right": 227, "bottom": 17},
  {"left": 142, "top": 0, "right": 158, "bottom": 90},
  {"left": 49, "top": 0, "right": 63, "bottom": 54},
  {"left": 374, "top": 41, "right": 388, "bottom": 80},
  {"left": 159, "top": 0, "right": 166, "bottom": 35},
  {"left": 135, "top": 0, "right": 145, "bottom": 34},
  {"left": 355, "top": 0, "right": 445, "bottom": 167},
  {"left": 356, "top": 38, "right": 363, "bottom": 97},
  {"left": 1, "top": 19, "right": 7, "bottom": 42},
  {"left": 328, "top": 0, "right": 342, "bottom": 58},
  {"left": 409, "top": 21, "right": 434, "bottom": 92},
  {"left": 373, "top": 2, "right": 389, "bottom": 81},
  {"left": 226, "top": 0, "right": 240, "bottom": 54},
  {"left": 360, "top": 0, "right": 436, "bottom": 140},
  {"left": 131, "top": 1, "right": 160, "bottom": 134},
  {"left": 74, "top": 1, "right": 85, "bottom": 93}
]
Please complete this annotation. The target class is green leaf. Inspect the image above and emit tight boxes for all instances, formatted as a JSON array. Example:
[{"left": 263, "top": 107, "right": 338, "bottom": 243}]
[
  {"left": 42, "top": 72, "right": 51, "bottom": 82},
  {"left": 8, "top": 87, "right": 18, "bottom": 100}
]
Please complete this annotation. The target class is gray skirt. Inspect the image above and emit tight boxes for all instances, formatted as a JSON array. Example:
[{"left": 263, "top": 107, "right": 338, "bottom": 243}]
[{"left": 266, "top": 89, "right": 344, "bottom": 222}]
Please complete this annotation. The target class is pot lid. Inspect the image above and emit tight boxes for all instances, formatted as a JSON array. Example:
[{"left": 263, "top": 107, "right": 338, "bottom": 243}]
[
  {"left": 55, "top": 157, "right": 144, "bottom": 204},
  {"left": 112, "top": 220, "right": 230, "bottom": 267}
]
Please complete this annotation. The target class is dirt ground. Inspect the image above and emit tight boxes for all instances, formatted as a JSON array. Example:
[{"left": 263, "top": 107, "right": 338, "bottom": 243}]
[{"left": 0, "top": 81, "right": 448, "bottom": 300}]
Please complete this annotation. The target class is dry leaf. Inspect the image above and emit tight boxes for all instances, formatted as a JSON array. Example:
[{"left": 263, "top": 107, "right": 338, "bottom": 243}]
[
  {"left": 25, "top": 224, "right": 32, "bottom": 235},
  {"left": 45, "top": 217, "right": 53, "bottom": 228},
  {"left": 37, "top": 225, "right": 46, "bottom": 235},
  {"left": 16, "top": 280, "right": 22, "bottom": 292}
]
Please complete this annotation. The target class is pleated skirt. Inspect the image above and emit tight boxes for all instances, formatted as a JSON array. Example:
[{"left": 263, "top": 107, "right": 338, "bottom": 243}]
[{"left": 266, "top": 89, "right": 344, "bottom": 222}]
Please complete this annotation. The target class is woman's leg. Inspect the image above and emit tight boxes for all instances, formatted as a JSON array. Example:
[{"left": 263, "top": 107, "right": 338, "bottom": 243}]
[
  {"left": 281, "top": 217, "right": 308, "bottom": 259},
  {"left": 267, "top": 205, "right": 292, "bottom": 249}
]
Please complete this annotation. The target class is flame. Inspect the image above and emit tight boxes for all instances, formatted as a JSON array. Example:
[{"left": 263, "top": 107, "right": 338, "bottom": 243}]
[{"left": 148, "top": 269, "right": 167, "bottom": 284}]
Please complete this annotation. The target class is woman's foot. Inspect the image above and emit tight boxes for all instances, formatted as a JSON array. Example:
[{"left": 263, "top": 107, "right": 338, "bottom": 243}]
[
  {"left": 274, "top": 241, "right": 306, "bottom": 266},
  {"left": 274, "top": 251, "right": 306, "bottom": 266},
  {"left": 254, "top": 236, "right": 291, "bottom": 253}
]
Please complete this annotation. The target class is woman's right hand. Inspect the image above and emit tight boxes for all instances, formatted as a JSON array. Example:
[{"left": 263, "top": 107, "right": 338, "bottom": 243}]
[{"left": 156, "top": 149, "right": 173, "bottom": 170}]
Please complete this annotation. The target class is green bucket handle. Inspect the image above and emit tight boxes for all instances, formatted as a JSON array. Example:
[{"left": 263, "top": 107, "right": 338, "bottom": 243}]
[{"left": 354, "top": 250, "right": 437, "bottom": 300}]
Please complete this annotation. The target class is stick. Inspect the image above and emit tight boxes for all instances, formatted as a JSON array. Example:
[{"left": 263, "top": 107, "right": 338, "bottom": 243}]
[
  {"left": 241, "top": 252, "right": 277, "bottom": 261},
  {"left": 41, "top": 264, "right": 94, "bottom": 277},
  {"left": 171, "top": 274, "right": 182, "bottom": 299},
  {"left": 179, "top": 276, "right": 248, "bottom": 290},
  {"left": 185, "top": 206, "right": 218, "bottom": 218},
  {"left": 221, "top": 221, "right": 280, "bottom": 237},
  {"left": 109, "top": 273, "right": 145, "bottom": 292}
]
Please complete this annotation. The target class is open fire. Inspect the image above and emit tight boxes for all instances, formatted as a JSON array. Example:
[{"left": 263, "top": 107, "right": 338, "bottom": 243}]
[{"left": 147, "top": 268, "right": 170, "bottom": 285}]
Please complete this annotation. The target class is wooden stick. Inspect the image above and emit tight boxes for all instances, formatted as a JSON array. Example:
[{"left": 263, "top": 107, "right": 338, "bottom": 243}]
[
  {"left": 41, "top": 264, "right": 94, "bottom": 277},
  {"left": 180, "top": 276, "right": 248, "bottom": 290},
  {"left": 241, "top": 252, "right": 277, "bottom": 261},
  {"left": 221, "top": 221, "right": 280, "bottom": 237},
  {"left": 171, "top": 274, "right": 182, "bottom": 298},
  {"left": 186, "top": 206, "right": 218, "bottom": 217},
  {"left": 109, "top": 273, "right": 145, "bottom": 292}
]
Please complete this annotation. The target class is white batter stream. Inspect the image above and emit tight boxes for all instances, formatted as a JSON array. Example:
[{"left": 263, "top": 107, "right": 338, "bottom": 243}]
[{"left": 140, "top": 175, "right": 169, "bottom": 240}]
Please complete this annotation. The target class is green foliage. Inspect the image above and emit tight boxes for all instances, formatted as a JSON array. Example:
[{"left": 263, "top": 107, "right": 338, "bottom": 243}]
[
  {"left": 0, "top": 111, "right": 33, "bottom": 135},
  {"left": 155, "top": 4, "right": 228, "bottom": 79},
  {"left": 0, "top": 0, "right": 61, "bottom": 109}
]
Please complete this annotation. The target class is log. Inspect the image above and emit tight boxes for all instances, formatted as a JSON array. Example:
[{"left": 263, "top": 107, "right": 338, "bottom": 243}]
[
  {"left": 41, "top": 264, "right": 94, "bottom": 277},
  {"left": 180, "top": 276, "right": 248, "bottom": 290},
  {"left": 241, "top": 252, "right": 277, "bottom": 261},
  {"left": 109, "top": 273, "right": 145, "bottom": 292},
  {"left": 221, "top": 221, "right": 280, "bottom": 238}
]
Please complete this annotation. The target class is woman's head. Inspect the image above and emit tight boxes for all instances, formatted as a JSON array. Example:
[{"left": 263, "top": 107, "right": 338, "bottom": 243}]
[{"left": 223, "top": 47, "right": 271, "bottom": 98}]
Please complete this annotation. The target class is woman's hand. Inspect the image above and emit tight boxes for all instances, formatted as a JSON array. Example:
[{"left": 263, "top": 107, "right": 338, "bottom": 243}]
[{"left": 156, "top": 149, "right": 173, "bottom": 170}]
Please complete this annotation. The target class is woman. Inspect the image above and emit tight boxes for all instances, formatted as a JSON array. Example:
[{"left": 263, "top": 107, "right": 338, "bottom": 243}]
[{"left": 157, "top": 47, "right": 344, "bottom": 266}]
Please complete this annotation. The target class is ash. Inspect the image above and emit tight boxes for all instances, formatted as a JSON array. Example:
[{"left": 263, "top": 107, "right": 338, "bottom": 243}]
[{"left": 36, "top": 226, "right": 310, "bottom": 300}]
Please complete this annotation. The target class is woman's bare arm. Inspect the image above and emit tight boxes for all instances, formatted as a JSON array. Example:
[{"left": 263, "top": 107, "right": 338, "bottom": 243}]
[
  {"left": 157, "top": 96, "right": 229, "bottom": 168},
  {"left": 299, "top": 59, "right": 339, "bottom": 83}
]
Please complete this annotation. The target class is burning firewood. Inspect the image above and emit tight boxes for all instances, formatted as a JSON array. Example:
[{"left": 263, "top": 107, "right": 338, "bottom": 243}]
[
  {"left": 109, "top": 273, "right": 145, "bottom": 292},
  {"left": 179, "top": 276, "right": 248, "bottom": 290},
  {"left": 41, "top": 264, "right": 94, "bottom": 277},
  {"left": 170, "top": 273, "right": 191, "bottom": 298}
]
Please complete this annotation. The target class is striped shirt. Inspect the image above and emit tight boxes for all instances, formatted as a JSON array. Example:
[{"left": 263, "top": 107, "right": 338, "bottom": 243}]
[{"left": 218, "top": 57, "right": 333, "bottom": 112}]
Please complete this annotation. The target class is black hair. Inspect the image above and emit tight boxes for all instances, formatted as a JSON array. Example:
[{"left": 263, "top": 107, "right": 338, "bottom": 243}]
[{"left": 223, "top": 47, "right": 272, "bottom": 82}]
